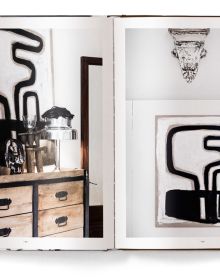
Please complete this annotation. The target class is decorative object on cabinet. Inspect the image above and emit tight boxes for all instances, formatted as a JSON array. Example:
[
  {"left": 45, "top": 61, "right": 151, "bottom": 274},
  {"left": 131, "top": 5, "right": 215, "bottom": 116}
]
[
  {"left": 0, "top": 169, "right": 88, "bottom": 237},
  {"left": 19, "top": 115, "right": 47, "bottom": 173},
  {"left": 5, "top": 139, "right": 25, "bottom": 174},
  {"left": 22, "top": 114, "right": 37, "bottom": 131},
  {"left": 169, "top": 28, "right": 210, "bottom": 83},
  {"left": 42, "top": 106, "right": 77, "bottom": 171},
  {"left": 23, "top": 92, "right": 40, "bottom": 122},
  {"left": 0, "top": 95, "right": 25, "bottom": 168}
]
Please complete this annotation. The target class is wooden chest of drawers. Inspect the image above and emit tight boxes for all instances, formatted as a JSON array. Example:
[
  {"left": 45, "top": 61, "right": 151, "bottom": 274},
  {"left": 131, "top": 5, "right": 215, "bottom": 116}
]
[{"left": 0, "top": 169, "right": 88, "bottom": 238}]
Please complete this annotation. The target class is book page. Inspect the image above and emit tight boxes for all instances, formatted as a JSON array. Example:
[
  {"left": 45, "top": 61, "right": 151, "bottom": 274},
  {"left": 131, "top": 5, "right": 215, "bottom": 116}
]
[
  {"left": 115, "top": 16, "right": 220, "bottom": 249},
  {"left": 0, "top": 16, "right": 114, "bottom": 250}
]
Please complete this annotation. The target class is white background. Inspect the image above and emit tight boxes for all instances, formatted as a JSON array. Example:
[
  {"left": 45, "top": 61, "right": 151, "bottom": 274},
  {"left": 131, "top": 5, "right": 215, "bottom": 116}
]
[{"left": 2, "top": 1, "right": 220, "bottom": 280}]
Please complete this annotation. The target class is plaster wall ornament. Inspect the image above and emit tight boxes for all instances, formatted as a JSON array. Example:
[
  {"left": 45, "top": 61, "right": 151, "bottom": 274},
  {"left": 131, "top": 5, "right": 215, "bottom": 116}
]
[{"left": 169, "top": 28, "right": 210, "bottom": 83}]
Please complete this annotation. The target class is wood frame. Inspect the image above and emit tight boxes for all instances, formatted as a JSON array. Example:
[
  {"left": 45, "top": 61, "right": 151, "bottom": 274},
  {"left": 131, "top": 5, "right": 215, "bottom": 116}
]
[
  {"left": 80, "top": 56, "right": 103, "bottom": 172},
  {"left": 80, "top": 56, "right": 103, "bottom": 237}
]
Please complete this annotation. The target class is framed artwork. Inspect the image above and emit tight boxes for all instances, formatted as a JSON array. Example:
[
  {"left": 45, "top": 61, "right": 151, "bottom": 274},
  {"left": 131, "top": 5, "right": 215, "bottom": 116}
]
[{"left": 156, "top": 115, "right": 220, "bottom": 226}]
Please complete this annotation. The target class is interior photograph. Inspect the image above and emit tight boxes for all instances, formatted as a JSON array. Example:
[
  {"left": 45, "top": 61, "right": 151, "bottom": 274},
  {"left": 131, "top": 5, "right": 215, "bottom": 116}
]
[
  {"left": 0, "top": 26, "right": 104, "bottom": 238},
  {"left": 125, "top": 27, "right": 220, "bottom": 238}
]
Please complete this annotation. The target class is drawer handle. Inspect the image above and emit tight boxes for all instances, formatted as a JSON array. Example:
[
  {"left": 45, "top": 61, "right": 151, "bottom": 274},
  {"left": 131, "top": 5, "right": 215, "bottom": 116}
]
[
  {"left": 0, "top": 227, "right": 11, "bottom": 237},
  {"left": 55, "top": 216, "right": 68, "bottom": 227},
  {"left": 55, "top": 191, "right": 68, "bottom": 201},
  {"left": 0, "top": 198, "right": 12, "bottom": 210}
]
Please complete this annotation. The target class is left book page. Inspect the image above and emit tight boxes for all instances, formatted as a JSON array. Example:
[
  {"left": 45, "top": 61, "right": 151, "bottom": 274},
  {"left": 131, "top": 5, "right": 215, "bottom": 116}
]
[{"left": 0, "top": 16, "right": 114, "bottom": 250}]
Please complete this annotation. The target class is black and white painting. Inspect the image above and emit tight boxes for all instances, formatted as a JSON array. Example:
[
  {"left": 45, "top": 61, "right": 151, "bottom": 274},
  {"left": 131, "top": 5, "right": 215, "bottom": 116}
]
[
  {"left": 0, "top": 29, "right": 54, "bottom": 170},
  {"left": 156, "top": 116, "right": 220, "bottom": 226},
  {"left": 0, "top": 29, "right": 53, "bottom": 120}
]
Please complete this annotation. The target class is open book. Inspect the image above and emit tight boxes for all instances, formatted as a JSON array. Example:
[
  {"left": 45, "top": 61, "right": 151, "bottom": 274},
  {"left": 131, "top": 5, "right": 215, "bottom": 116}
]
[{"left": 0, "top": 16, "right": 220, "bottom": 250}]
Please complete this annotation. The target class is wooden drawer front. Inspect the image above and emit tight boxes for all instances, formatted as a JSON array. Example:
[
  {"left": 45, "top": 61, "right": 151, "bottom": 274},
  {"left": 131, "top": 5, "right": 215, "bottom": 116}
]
[
  {"left": 0, "top": 186, "right": 32, "bottom": 218},
  {"left": 38, "top": 204, "right": 84, "bottom": 237},
  {"left": 38, "top": 181, "right": 83, "bottom": 210},
  {"left": 0, "top": 213, "right": 32, "bottom": 237},
  {"left": 46, "top": 228, "right": 83, "bottom": 238}
]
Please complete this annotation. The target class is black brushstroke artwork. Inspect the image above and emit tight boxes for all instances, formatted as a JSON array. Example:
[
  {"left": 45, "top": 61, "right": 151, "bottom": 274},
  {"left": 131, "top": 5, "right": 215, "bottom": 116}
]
[
  {"left": 1, "top": 29, "right": 43, "bottom": 121},
  {"left": 166, "top": 125, "right": 220, "bottom": 224},
  {"left": 0, "top": 95, "right": 11, "bottom": 120},
  {"left": 0, "top": 29, "right": 43, "bottom": 166}
]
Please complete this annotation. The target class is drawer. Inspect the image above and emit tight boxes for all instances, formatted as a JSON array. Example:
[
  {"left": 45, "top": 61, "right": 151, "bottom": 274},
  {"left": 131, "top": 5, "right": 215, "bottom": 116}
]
[
  {"left": 38, "top": 204, "right": 84, "bottom": 237},
  {"left": 0, "top": 213, "right": 32, "bottom": 237},
  {"left": 0, "top": 186, "right": 32, "bottom": 218},
  {"left": 45, "top": 228, "right": 83, "bottom": 238},
  {"left": 38, "top": 181, "right": 83, "bottom": 210}
]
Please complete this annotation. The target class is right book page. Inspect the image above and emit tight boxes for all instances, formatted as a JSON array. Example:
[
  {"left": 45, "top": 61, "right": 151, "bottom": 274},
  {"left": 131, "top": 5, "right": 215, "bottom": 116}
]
[{"left": 114, "top": 16, "right": 220, "bottom": 249}]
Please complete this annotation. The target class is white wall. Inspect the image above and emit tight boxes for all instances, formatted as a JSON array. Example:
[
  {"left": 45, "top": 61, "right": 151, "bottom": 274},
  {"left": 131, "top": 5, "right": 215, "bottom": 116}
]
[
  {"left": 126, "top": 28, "right": 220, "bottom": 100},
  {"left": 52, "top": 27, "right": 103, "bottom": 205}
]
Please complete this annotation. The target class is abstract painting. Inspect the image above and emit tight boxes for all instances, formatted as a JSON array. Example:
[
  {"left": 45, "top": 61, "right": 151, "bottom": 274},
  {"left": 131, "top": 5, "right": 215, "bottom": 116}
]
[
  {"left": 156, "top": 116, "right": 220, "bottom": 226},
  {"left": 0, "top": 29, "right": 55, "bottom": 169}
]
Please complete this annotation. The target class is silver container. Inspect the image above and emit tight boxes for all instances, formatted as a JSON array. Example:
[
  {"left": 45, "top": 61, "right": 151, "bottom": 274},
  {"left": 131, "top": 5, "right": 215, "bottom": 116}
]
[
  {"left": 43, "top": 128, "right": 77, "bottom": 140},
  {"left": 44, "top": 116, "right": 72, "bottom": 129}
]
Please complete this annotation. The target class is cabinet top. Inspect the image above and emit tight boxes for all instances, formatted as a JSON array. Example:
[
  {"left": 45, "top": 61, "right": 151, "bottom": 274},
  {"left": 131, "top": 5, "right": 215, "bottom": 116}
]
[{"left": 0, "top": 169, "right": 84, "bottom": 184}]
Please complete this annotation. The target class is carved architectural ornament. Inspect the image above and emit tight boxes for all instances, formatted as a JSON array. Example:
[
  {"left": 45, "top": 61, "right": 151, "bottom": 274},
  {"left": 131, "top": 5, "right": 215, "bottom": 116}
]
[{"left": 169, "top": 28, "right": 210, "bottom": 83}]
